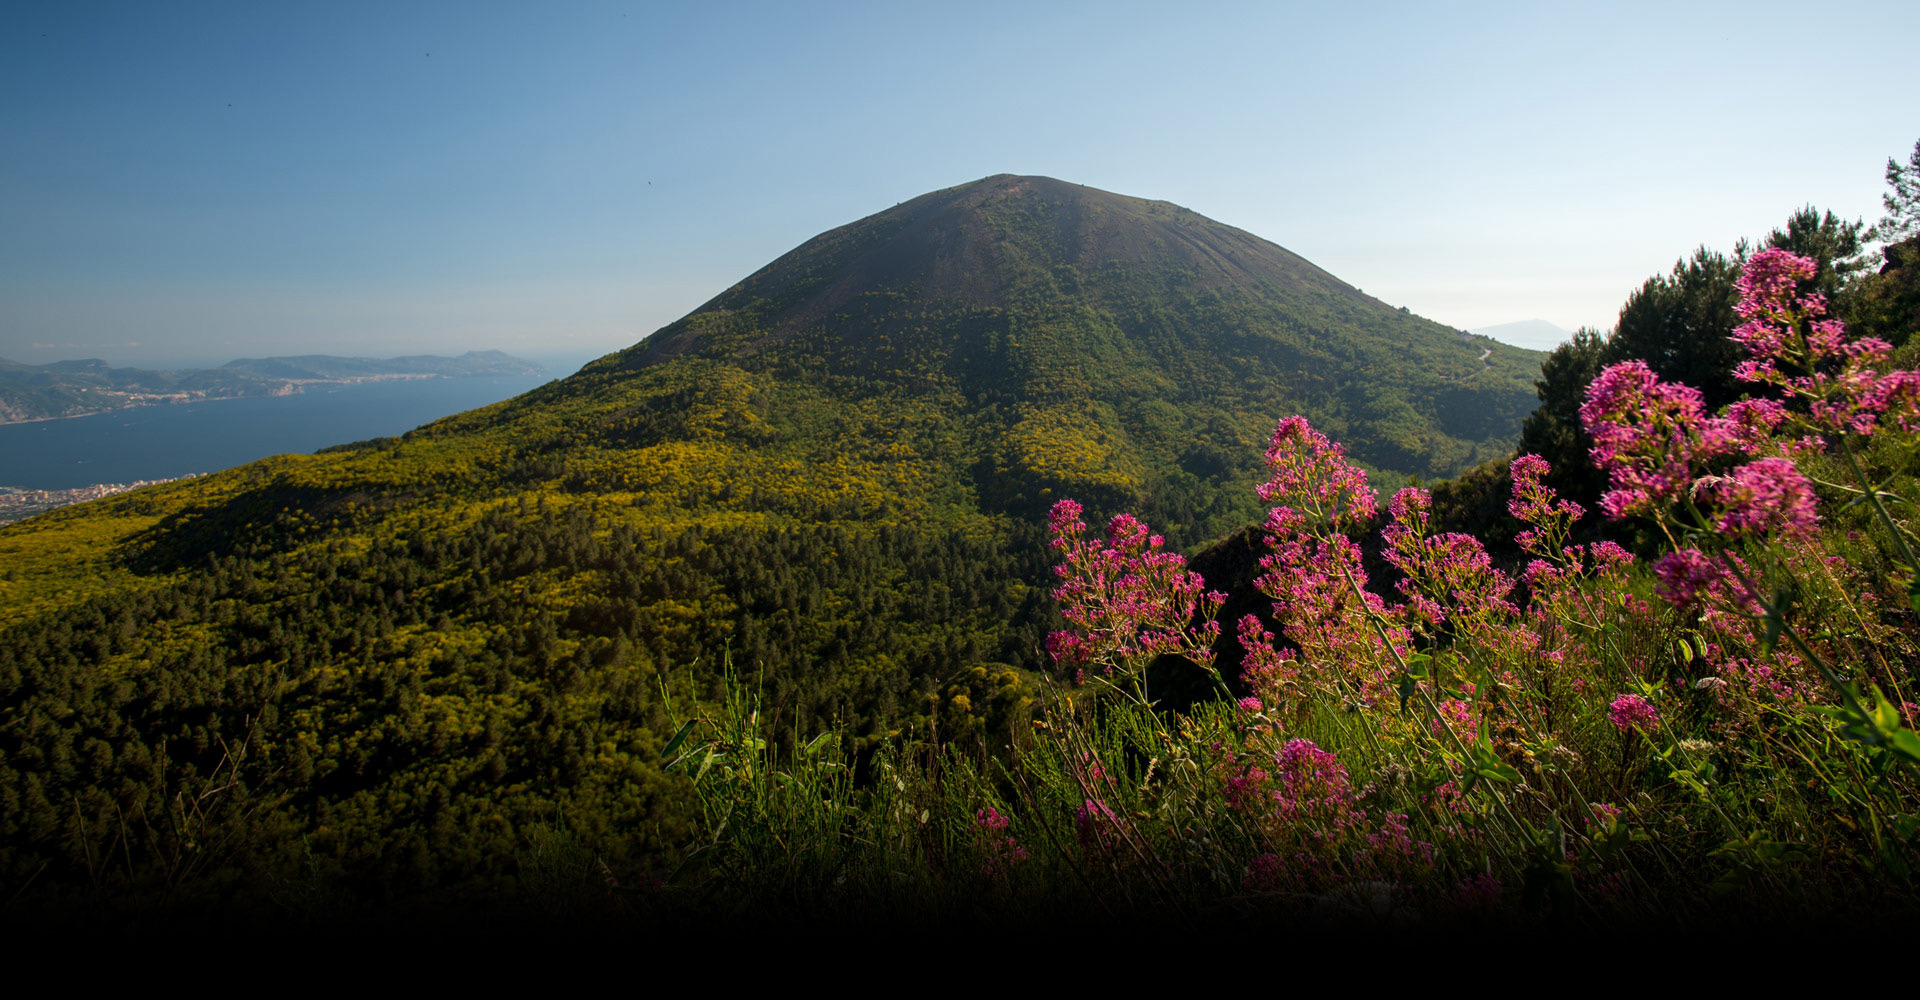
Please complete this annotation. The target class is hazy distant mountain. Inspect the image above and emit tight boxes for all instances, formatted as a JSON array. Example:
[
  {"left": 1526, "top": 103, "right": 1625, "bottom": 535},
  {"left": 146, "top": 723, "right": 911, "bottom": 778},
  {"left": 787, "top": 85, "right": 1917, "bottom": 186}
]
[
  {"left": 0, "top": 350, "right": 543, "bottom": 424},
  {"left": 1470, "top": 319, "right": 1574, "bottom": 352},
  {"left": 220, "top": 350, "right": 544, "bottom": 381}
]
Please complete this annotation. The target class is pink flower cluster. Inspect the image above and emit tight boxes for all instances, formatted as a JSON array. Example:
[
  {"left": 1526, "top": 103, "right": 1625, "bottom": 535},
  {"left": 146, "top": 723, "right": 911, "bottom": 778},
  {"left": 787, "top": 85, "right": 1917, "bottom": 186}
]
[
  {"left": 1578, "top": 258, "right": 1877, "bottom": 542},
  {"left": 1255, "top": 504, "right": 1406, "bottom": 705},
  {"left": 1607, "top": 693, "right": 1660, "bottom": 733},
  {"left": 1697, "top": 457, "right": 1819, "bottom": 538},
  {"left": 1224, "top": 738, "right": 1431, "bottom": 890},
  {"left": 974, "top": 806, "right": 1030, "bottom": 876},
  {"left": 1235, "top": 615, "right": 1301, "bottom": 709},
  {"left": 1651, "top": 549, "right": 1722, "bottom": 610},
  {"left": 1579, "top": 360, "right": 1748, "bottom": 519},
  {"left": 1732, "top": 248, "right": 1920, "bottom": 438},
  {"left": 1508, "top": 453, "right": 1586, "bottom": 550},
  {"left": 1243, "top": 419, "right": 1414, "bottom": 704},
  {"left": 1258, "top": 416, "right": 1378, "bottom": 529},
  {"left": 1382, "top": 486, "right": 1517, "bottom": 628},
  {"left": 1045, "top": 499, "right": 1225, "bottom": 675},
  {"left": 1075, "top": 797, "right": 1123, "bottom": 848}
]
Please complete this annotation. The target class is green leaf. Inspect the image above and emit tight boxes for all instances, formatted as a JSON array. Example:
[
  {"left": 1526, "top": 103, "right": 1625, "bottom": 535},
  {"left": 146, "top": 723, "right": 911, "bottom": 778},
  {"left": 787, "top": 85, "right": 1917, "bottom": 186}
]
[
  {"left": 1476, "top": 762, "right": 1520, "bottom": 784},
  {"left": 660, "top": 719, "right": 698, "bottom": 760},
  {"left": 1888, "top": 728, "right": 1920, "bottom": 766}
]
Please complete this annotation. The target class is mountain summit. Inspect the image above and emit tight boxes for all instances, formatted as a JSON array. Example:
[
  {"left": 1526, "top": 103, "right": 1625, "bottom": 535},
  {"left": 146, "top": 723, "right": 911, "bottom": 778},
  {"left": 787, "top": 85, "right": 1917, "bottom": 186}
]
[{"left": 632, "top": 174, "right": 1365, "bottom": 367}]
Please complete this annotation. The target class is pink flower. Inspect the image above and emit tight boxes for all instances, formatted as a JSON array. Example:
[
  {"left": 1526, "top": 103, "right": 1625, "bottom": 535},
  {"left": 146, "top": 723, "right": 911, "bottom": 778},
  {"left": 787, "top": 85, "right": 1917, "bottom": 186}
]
[
  {"left": 1580, "top": 361, "right": 1742, "bottom": 519},
  {"left": 1430, "top": 698, "right": 1472, "bottom": 738},
  {"left": 1258, "top": 416, "right": 1378, "bottom": 529},
  {"left": 1075, "top": 798, "right": 1121, "bottom": 847},
  {"left": 1732, "top": 248, "right": 1914, "bottom": 440},
  {"left": 1237, "top": 695, "right": 1264, "bottom": 714},
  {"left": 975, "top": 806, "right": 1029, "bottom": 875},
  {"left": 1608, "top": 693, "right": 1659, "bottom": 732},
  {"left": 1382, "top": 493, "right": 1515, "bottom": 627},
  {"left": 1235, "top": 615, "right": 1300, "bottom": 705},
  {"left": 1698, "top": 457, "right": 1819, "bottom": 538},
  {"left": 1045, "top": 498, "right": 1225, "bottom": 675},
  {"left": 1731, "top": 248, "right": 1822, "bottom": 370},
  {"left": 1651, "top": 548, "right": 1721, "bottom": 609},
  {"left": 1725, "top": 398, "right": 1787, "bottom": 451}
]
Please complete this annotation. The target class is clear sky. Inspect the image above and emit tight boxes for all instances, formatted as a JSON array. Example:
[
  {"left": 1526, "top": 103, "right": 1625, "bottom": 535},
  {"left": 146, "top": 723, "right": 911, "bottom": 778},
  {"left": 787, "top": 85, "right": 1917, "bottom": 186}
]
[{"left": 3, "top": 0, "right": 1915, "bottom": 368}]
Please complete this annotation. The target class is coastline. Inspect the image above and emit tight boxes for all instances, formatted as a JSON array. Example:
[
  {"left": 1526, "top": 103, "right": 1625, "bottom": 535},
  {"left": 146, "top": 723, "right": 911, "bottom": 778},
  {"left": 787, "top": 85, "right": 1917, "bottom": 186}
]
[{"left": 0, "top": 373, "right": 462, "bottom": 426}]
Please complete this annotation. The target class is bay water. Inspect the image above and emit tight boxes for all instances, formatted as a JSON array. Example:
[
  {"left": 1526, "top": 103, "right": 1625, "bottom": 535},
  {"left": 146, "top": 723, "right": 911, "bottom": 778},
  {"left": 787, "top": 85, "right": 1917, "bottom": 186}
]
[{"left": 0, "top": 371, "right": 560, "bottom": 490}]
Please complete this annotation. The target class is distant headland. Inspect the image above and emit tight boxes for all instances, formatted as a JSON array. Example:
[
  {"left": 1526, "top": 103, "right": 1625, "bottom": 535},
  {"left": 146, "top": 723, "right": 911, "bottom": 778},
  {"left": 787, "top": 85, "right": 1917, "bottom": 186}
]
[{"left": 0, "top": 350, "right": 545, "bottom": 424}]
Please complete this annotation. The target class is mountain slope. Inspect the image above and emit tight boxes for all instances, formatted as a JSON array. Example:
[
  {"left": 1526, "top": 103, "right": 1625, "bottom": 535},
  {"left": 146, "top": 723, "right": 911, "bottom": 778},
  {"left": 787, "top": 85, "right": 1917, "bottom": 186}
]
[
  {"left": 617, "top": 174, "right": 1540, "bottom": 491},
  {"left": 0, "top": 176, "right": 1546, "bottom": 908}
]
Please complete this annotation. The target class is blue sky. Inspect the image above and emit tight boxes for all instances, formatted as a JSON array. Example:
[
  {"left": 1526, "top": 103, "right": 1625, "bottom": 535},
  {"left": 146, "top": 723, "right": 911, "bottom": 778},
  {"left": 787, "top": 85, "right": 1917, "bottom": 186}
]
[{"left": 3, "top": 0, "right": 1915, "bottom": 367}]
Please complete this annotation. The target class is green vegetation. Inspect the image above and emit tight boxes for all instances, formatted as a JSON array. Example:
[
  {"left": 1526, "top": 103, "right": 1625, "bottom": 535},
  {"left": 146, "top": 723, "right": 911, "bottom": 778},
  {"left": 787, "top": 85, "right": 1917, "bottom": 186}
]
[{"left": 0, "top": 174, "right": 1547, "bottom": 921}]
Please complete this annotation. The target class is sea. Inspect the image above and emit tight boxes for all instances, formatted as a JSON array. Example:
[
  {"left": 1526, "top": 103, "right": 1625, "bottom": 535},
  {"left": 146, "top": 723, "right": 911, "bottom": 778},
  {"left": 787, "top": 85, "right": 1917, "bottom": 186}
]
[{"left": 0, "top": 370, "right": 568, "bottom": 490}]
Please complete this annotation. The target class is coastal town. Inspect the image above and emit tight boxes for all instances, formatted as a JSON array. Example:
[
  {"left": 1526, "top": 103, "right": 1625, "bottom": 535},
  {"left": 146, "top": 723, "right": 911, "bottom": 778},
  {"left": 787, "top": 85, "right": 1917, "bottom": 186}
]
[{"left": 0, "top": 475, "right": 201, "bottom": 525}]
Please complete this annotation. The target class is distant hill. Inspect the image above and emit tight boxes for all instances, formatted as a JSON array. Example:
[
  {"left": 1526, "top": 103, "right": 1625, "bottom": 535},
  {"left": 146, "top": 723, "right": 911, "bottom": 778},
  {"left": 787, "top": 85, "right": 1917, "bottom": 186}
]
[
  {"left": 1470, "top": 319, "right": 1574, "bottom": 352},
  {"left": 0, "top": 175, "right": 1549, "bottom": 908},
  {"left": 0, "top": 350, "right": 543, "bottom": 424}
]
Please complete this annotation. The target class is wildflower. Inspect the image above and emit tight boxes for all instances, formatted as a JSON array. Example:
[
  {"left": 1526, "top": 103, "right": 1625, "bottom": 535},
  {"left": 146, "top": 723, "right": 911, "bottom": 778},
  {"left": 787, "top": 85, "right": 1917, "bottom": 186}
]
[
  {"left": 1588, "top": 541, "right": 1634, "bottom": 573},
  {"left": 1381, "top": 519, "right": 1515, "bottom": 626},
  {"left": 1731, "top": 248, "right": 1823, "bottom": 375},
  {"left": 1507, "top": 453, "right": 1584, "bottom": 530},
  {"left": 1732, "top": 247, "right": 1916, "bottom": 440},
  {"left": 1046, "top": 498, "right": 1225, "bottom": 677},
  {"left": 1075, "top": 798, "right": 1120, "bottom": 847},
  {"left": 1236, "top": 615, "right": 1299, "bottom": 705},
  {"left": 975, "top": 806, "right": 1029, "bottom": 876},
  {"left": 1698, "top": 457, "right": 1819, "bottom": 538},
  {"left": 1608, "top": 693, "right": 1659, "bottom": 732},
  {"left": 1258, "top": 416, "right": 1377, "bottom": 529},
  {"left": 1725, "top": 398, "right": 1788, "bottom": 450},
  {"left": 1580, "top": 361, "right": 1740, "bottom": 519},
  {"left": 1651, "top": 548, "right": 1721, "bottom": 609},
  {"left": 1431, "top": 698, "right": 1472, "bottom": 738},
  {"left": 1237, "top": 695, "right": 1264, "bottom": 714},
  {"left": 1256, "top": 504, "right": 1404, "bottom": 704},
  {"left": 1243, "top": 852, "right": 1286, "bottom": 890}
]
